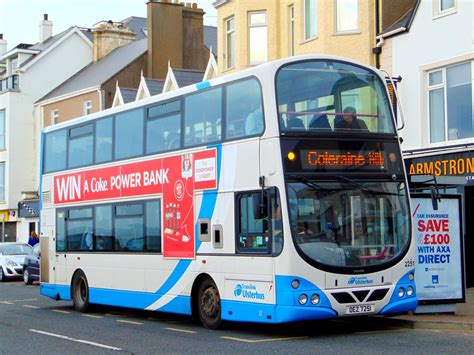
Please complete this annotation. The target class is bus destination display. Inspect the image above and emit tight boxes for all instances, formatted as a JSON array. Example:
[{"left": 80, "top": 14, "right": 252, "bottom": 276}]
[{"left": 300, "top": 149, "right": 386, "bottom": 171}]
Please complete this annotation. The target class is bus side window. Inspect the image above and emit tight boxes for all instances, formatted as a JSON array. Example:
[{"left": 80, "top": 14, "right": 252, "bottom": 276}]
[
  {"left": 236, "top": 192, "right": 270, "bottom": 254},
  {"left": 184, "top": 87, "right": 222, "bottom": 147},
  {"left": 226, "top": 78, "right": 264, "bottom": 139}
]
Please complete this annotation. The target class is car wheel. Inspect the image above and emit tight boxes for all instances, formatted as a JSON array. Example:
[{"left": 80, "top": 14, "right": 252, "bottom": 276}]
[
  {"left": 72, "top": 271, "right": 90, "bottom": 312},
  {"left": 197, "top": 278, "right": 222, "bottom": 329},
  {"left": 0, "top": 267, "right": 4, "bottom": 282},
  {"left": 23, "top": 268, "right": 33, "bottom": 285}
]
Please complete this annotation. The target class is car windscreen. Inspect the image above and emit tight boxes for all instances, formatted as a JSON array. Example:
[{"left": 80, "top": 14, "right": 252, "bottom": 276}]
[{"left": 0, "top": 244, "right": 32, "bottom": 255}]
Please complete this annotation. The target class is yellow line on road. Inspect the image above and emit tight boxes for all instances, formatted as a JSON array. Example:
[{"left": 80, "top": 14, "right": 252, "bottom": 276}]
[
  {"left": 165, "top": 327, "right": 197, "bottom": 334},
  {"left": 52, "top": 309, "right": 71, "bottom": 314},
  {"left": 117, "top": 319, "right": 143, "bottom": 325},
  {"left": 82, "top": 314, "right": 104, "bottom": 319},
  {"left": 0, "top": 301, "right": 14, "bottom": 305},
  {"left": 0, "top": 298, "right": 37, "bottom": 303},
  {"left": 221, "top": 336, "right": 308, "bottom": 343},
  {"left": 22, "top": 305, "right": 40, "bottom": 309},
  {"left": 354, "top": 329, "right": 409, "bottom": 335}
]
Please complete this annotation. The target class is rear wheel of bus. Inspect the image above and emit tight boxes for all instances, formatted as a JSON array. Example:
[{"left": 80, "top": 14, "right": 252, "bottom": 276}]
[
  {"left": 72, "top": 270, "right": 90, "bottom": 312},
  {"left": 197, "top": 278, "right": 222, "bottom": 329}
]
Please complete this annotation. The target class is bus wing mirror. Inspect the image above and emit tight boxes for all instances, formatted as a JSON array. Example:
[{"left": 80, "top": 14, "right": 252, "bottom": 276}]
[{"left": 253, "top": 193, "right": 268, "bottom": 220}]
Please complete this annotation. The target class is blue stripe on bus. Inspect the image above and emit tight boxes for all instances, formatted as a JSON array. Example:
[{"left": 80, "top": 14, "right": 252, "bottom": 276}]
[
  {"left": 40, "top": 283, "right": 71, "bottom": 301},
  {"left": 196, "top": 81, "right": 211, "bottom": 90},
  {"left": 152, "top": 144, "right": 222, "bottom": 307},
  {"left": 380, "top": 269, "right": 418, "bottom": 315}
]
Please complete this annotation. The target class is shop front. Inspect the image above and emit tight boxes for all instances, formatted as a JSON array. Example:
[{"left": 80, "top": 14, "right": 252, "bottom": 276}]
[{"left": 405, "top": 149, "right": 474, "bottom": 292}]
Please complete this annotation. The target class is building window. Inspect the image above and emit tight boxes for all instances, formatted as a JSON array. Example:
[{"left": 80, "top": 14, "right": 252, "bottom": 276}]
[
  {"left": 304, "top": 0, "right": 317, "bottom": 40},
  {"left": 440, "top": 0, "right": 455, "bottom": 12},
  {"left": 225, "top": 17, "right": 235, "bottom": 69},
  {"left": 248, "top": 11, "right": 267, "bottom": 65},
  {"left": 0, "top": 162, "right": 4, "bottom": 201},
  {"left": 51, "top": 109, "right": 59, "bottom": 125},
  {"left": 84, "top": 100, "right": 93, "bottom": 115},
  {"left": 428, "top": 62, "right": 473, "bottom": 143},
  {"left": 289, "top": 5, "right": 295, "bottom": 55},
  {"left": 335, "top": 0, "right": 359, "bottom": 33},
  {"left": 0, "top": 110, "right": 5, "bottom": 150},
  {"left": 433, "top": 0, "right": 456, "bottom": 17}
]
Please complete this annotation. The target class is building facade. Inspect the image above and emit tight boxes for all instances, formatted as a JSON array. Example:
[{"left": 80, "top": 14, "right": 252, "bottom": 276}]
[
  {"left": 0, "top": 17, "right": 93, "bottom": 241},
  {"left": 379, "top": 0, "right": 474, "bottom": 290},
  {"left": 213, "top": 0, "right": 417, "bottom": 74},
  {"left": 38, "top": 1, "right": 216, "bottom": 127}
]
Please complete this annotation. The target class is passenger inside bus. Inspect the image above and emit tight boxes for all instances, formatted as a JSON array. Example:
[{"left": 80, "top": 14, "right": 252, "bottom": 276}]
[
  {"left": 334, "top": 106, "right": 369, "bottom": 132},
  {"left": 244, "top": 102, "right": 264, "bottom": 135}
]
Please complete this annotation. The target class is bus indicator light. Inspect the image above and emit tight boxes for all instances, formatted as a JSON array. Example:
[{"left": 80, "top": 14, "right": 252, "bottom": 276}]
[{"left": 288, "top": 152, "right": 296, "bottom": 161}]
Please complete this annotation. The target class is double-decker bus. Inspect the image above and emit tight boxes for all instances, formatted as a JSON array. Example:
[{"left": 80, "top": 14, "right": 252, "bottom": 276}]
[{"left": 39, "top": 55, "right": 417, "bottom": 329}]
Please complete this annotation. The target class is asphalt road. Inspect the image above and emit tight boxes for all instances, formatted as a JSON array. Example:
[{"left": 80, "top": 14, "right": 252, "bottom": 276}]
[{"left": 1, "top": 280, "right": 473, "bottom": 354}]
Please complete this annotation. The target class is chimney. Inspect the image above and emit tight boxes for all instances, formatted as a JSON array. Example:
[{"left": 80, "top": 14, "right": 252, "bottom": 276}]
[
  {"left": 92, "top": 21, "right": 136, "bottom": 62},
  {"left": 0, "top": 34, "right": 7, "bottom": 57},
  {"left": 147, "top": 0, "right": 183, "bottom": 78},
  {"left": 147, "top": 1, "right": 206, "bottom": 79},
  {"left": 39, "top": 14, "right": 53, "bottom": 42},
  {"left": 182, "top": 3, "right": 205, "bottom": 70}
]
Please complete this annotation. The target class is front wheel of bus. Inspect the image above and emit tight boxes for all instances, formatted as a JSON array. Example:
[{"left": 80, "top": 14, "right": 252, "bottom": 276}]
[
  {"left": 197, "top": 278, "right": 222, "bottom": 329},
  {"left": 72, "top": 271, "right": 90, "bottom": 312}
]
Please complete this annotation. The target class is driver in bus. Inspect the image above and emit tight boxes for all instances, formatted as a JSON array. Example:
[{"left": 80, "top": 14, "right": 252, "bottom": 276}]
[{"left": 334, "top": 106, "right": 369, "bottom": 132}]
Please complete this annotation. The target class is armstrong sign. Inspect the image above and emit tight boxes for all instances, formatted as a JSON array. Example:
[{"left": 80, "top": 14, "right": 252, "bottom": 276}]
[{"left": 405, "top": 150, "right": 474, "bottom": 185}]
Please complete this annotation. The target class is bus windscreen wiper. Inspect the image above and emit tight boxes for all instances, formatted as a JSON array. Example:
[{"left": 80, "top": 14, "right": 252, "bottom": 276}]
[
  {"left": 287, "top": 174, "right": 325, "bottom": 191},
  {"left": 335, "top": 175, "right": 401, "bottom": 196}
]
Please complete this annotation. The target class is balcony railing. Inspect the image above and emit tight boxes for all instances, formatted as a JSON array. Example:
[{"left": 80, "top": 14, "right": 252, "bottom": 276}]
[{"left": 0, "top": 75, "right": 19, "bottom": 92}]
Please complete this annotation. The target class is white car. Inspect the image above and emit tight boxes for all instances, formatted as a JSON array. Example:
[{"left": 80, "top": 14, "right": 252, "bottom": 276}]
[{"left": 0, "top": 243, "right": 32, "bottom": 281}]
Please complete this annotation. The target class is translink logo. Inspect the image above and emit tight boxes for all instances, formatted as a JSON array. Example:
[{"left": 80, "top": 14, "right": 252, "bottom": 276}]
[
  {"left": 233, "top": 283, "right": 265, "bottom": 300},
  {"left": 348, "top": 276, "right": 374, "bottom": 286}
]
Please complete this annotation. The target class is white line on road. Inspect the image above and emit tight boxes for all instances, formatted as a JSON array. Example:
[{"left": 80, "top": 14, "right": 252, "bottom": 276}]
[
  {"left": 22, "top": 305, "right": 40, "bottom": 309},
  {"left": 165, "top": 327, "right": 197, "bottom": 334},
  {"left": 29, "top": 329, "right": 122, "bottom": 351},
  {"left": 0, "top": 298, "right": 38, "bottom": 303}
]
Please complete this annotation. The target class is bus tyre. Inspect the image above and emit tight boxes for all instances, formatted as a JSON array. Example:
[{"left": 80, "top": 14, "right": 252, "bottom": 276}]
[
  {"left": 197, "top": 278, "right": 222, "bottom": 330},
  {"left": 23, "top": 268, "right": 33, "bottom": 285},
  {"left": 72, "top": 271, "right": 90, "bottom": 312}
]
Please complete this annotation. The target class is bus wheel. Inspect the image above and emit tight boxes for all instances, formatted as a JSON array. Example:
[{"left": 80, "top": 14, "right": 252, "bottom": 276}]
[
  {"left": 197, "top": 278, "right": 222, "bottom": 329},
  {"left": 72, "top": 271, "right": 90, "bottom": 312}
]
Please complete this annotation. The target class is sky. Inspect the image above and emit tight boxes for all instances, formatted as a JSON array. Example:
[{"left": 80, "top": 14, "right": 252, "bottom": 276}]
[{"left": 0, "top": 0, "right": 218, "bottom": 50}]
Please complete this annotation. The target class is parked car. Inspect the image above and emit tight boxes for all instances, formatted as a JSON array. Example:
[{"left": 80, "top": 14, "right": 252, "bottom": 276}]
[
  {"left": 0, "top": 243, "right": 32, "bottom": 281},
  {"left": 23, "top": 243, "right": 40, "bottom": 285}
]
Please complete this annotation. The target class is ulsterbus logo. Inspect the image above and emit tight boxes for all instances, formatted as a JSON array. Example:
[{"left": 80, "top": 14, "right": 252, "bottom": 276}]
[
  {"left": 233, "top": 283, "right": 265, "bottom": 300},
  {"left": 348, "top": 276, "right": 374, "bottom": 286}
]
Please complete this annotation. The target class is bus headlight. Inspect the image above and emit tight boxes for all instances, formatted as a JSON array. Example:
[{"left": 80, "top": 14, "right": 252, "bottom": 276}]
[
  {"left": 408, "top": 273, "right": 414, "bottom": 281},
  {"left": 398, "top": 287, "right": 405, "bottom": 298},
  {"left": 311, "top": 294, "right": 320, "bottom": 305},
  {"left": 298, "top": 294, "right": 308, "bottom": 305},
  {"left": 407, "top": 286, "right": 414, "bottom": 297},
  {"left": 291, "top": 279, "right": 300, "bottom": 289}
]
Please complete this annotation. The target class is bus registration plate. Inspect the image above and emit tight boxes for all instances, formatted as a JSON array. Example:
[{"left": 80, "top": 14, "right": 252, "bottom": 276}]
[{"left": 346, "top": 304, "right": 375, "bottom": 315}]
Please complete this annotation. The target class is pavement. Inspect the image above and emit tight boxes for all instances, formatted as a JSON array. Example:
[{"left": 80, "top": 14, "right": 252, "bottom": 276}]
[{"left": 382, "top": 314, "right": 474, "bottom": 331}]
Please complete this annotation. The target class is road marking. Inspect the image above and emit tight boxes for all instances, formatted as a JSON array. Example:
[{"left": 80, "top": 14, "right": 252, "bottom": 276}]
[
  {"left": 52, "top": 310, "right": 71, "bottom": 314},
  {"left": 117, "top": 319, "right": 143, "bottom": 325},
  {"left": 221, "top": 336, "right": 308, "bottom": 343},
  {"left": 82, "top": 314, "right": 104, "bottom": 319},
  {"left": 354, "top": 329, "right": 409, "bottom": 335},
  {"left": 165, "top": 327, "right": 197, "bottom": 334},
  {"left": 0, "top": 298, "right": 38, "bottom": 303},
  {"left": 29, "top": 329, "right": 122, "bottom": 351},
  {"left": 22, "top": 305, "right": 40, "bottom": 309}
]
